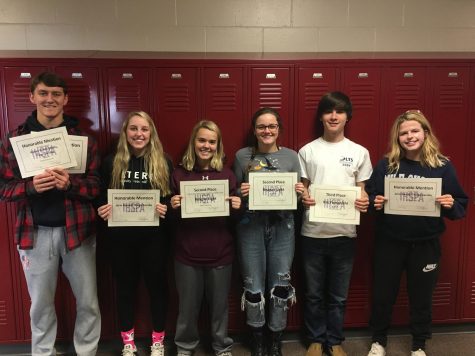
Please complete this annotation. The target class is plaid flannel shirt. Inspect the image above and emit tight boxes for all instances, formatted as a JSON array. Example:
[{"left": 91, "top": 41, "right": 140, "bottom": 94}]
[{"left": 0, "top": 120, "right": 101, "bottom": 250}]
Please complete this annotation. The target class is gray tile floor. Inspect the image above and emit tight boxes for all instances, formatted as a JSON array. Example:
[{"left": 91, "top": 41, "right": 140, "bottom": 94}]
[{"left": 2, "top": 325, "right": 475, "bottom": 356}]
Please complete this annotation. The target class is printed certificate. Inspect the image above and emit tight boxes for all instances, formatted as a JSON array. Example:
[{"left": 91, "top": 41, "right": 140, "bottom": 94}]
[
  {"left": 384, "top": 177, "right": 442, "bottom": 217},
  {"left": 248, "top": 172, "right": 298, "bottom": 210},
  {"left": 180, "top": 180, "right": 229, "bottom": 218},
  {"left": 309, "top": 185, "right": 361, "bottom": 225},
  {"left": 67, "top": 135, "right": 88, "bottom": 174},
  {"left": 10, "top": 127, "right": 77, "bottom": 178},
  {"left": 108, "top": 189, "right": 161, "bottom": 227}
]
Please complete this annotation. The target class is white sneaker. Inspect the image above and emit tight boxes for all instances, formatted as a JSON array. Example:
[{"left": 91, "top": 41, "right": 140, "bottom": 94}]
[
  {"left": 217, "top": 352, "right": 232, "bottom": 356},
  {"left": 122, "top": 344, "right": 137, "bottom": 356},
  {"left": 368, "top": 342, "right": 386, "bottom": 356},
  {"left": 411, "top": 349, "right": 427, "bottom": 356},
  {"left": 151, "top": 342, "right": 165, "bottom": 356}
]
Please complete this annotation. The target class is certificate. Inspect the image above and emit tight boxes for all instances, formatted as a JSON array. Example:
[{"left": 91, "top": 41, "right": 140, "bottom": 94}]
[
  {"left": 384, "top": 177, "right": 442, "bottom": 217},
  {"left": 9, "top": 127, "right": 77, "bottom": 178},
  {"left": 108, "top": 189, "right": 160, "bottom": 227},
  {"left": 67, "top": 135, "right": 88, "bottom": 174},
  {"left": 180, "top": 180, "right": 229, "bottom": 218},
  {"left": 248, "top": 172, "right": 298, "bottom": 210},
  {"left": 309, "top": 185, "right": 361, "bottom": 225}
]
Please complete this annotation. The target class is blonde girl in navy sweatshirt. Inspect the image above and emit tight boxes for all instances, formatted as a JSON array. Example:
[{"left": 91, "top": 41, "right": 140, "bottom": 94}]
[{"left": 366, "top": 110, "right": 468, "bottom": 356}]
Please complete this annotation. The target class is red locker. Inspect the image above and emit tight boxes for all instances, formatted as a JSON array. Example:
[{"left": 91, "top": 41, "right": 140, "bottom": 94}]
[
  {"left": 250, "top": 67, "right": 293, "bottom": 148},
  {"left": 295, "top": 67, "right": 338, "bottom": 150},
  {"left": 105, "top": 68, "right": 151, "bottom": 151},
  {"left": 429, "top": 66, "right": 471, "bottom": 321},
  {"left": 341, "top": 66, "right": 382, "bottom": 326},
  {"left": 382, "top": 66, "right": 429, "bottom": 153},
  {"left": 461, "top": 65, "right": 475, "bottom": 319},
  {"left": 202, "top": 67, "right": 246, "bottom": 166},
  {"left": 2, "top": 67, "right": 48, "bottom": 132},
  {"left": 155, "top": 67, "right": 200, "bottom": 164},
  {"left": 0, "top": 203, "right": 17, "bottom": 341}
]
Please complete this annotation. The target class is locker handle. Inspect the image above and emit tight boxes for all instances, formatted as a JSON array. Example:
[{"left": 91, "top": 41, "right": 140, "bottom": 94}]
[
  {"left": 312, "top": 73, "right": 323, "bottom": 79},
  {"left": 448, "top": 72, "right": 458, "bottom": 78},
  {"left": 358, "top": 72, "right": 369, "bottom": 78},
  {"left": 266, "top": 73, "right": 277, "bottom": 79},
  {"left": 171, "top": 73, "right": 182, "bottom": 79},
  {"left": 20, "top": 72, "right": 32, "bottom": 79},
  {"left": 403, "top": 72, "right": 414, "bottom": 78},
  {"left": 219, "top": 73, "right": 230, "bottom": 79},
  {"left": 71, "top": 72, "right": 83, "bottom": 79},
  {"left": 122, "top": 73, "right": 134, "bottom": 79}
]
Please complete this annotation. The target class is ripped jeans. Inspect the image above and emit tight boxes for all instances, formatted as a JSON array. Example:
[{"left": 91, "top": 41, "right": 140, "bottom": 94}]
[{"left": 237, "top": 211, "right": 296, "bottom": 332}]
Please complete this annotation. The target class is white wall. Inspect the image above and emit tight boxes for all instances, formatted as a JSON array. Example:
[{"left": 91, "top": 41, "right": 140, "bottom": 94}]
[{"left": 0, "top": 0, "right": 474, "bottom": 52}]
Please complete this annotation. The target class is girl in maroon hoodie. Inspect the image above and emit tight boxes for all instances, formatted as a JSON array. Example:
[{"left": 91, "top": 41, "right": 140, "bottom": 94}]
[{"left": 170, "top": 120, "right": 241, "bottom": 356}]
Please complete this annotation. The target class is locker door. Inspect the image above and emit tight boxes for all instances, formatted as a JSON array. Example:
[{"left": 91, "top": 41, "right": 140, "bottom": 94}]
[
  {"left": 203, "top": 67, "right": 245, "bottom": 167},
  {"left": 295, "top": 67, "right": 338, "bottom": 150},
  {"left": 383, "top": 67, "right": 429, "bottom": 153},
  {"left": 341, "top": 66, "right": 382, "bottom": 326},
  {"left": 105, "top": 68, "right": 150, "bottom": 151},
  {"left": 250, "top": 67, "right": 293, "bottom": 148},
  {"left": 430, "top": 67, "right": 471, "bottom": 322},
  {"left": 54, "top": 67, "right": 102, "bottom": 136},
  {"left": 462, "top": 66, "right": 475, "bottom": 320},
  {"left": 2, "top": 67, "right": 48, "bottom": 132},
  {"left": 381, "top": 66, "right": 429, "bottom": 326},
  {"left": 0, "top": 203, "right": 17, "bottom": 341},
  {"left": 155, "top": 68, "right": 199, "bottom": 164}
]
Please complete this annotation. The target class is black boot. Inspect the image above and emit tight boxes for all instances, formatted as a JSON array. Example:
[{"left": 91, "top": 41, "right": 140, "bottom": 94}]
[
  {"left": 268, "top": 331, "right": 283, "bottom": 356},
  {"left": 251, "top": 327, "right": 267, "bottom": 356}
]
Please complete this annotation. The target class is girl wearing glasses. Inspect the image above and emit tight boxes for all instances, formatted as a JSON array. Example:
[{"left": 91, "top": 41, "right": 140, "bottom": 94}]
[
  {"left": 233, "top": 107, "right": 304, "bottom": 356},
  {"left": 170, "top": 120, "right": 241, "bottom": 356},
  {"left": 365, "top": 111, "right": 467, "bottom": 356}
]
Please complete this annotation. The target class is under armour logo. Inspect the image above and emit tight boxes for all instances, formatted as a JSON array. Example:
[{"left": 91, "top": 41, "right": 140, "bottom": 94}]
[
  {"left": 202, "top": 176, "right": 209, "bottom": 180},
  {"left": 422, "top": 264, "right": 437, "bottom": 272}
]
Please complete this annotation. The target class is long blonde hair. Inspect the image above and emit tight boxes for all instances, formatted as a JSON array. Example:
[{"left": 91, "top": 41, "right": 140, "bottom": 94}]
[
  {"left": 387, "top": 110, "right": 447, "bottom": 173},
  {"left": 181, "top": 120, "right": 225, "bottom": 172},
  {"left": 110, "top": 111, "right": 171, "bottom": 196}
]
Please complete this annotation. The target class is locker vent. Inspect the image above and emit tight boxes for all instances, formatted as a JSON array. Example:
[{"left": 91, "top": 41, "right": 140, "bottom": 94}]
[
  {"left": 432, "top": 283, "right": 452, "bottom": 306},
  {"left": 210, "top": 84, "right": 238, "bottom": 111},
  {"left": 439, "top": 83, "right": 464, "bottom": 108},
  {"left": 0, "top": 300, "right": 6, "bottom": 326},
  {"left": 12, "top": 83, "right": 35, "bottom": 112},
  {"left": 394, "top": 84, "right": 422, "bottom": 109},
  {"left": 162, "top": 86, "right": 191, "bottom": 112},
  {"left": 471, "top": 281, "right": 475, "bottom": 304},
  {"left": 347, "top": 286, "right": 368, "bottom": 310},
  {"left": 115, "top": 85, "right": 142, "bottom": 112},
  {"left": 258, "top": 83, "right": 283, "bottom": 109},
  {"left": 349, "top": 83, "right": 376, "bottom": 108},
  {"left": 67, "top": 83, "right": 92, "bottom": 112},
  {"left": 304, "top": 83, "right": 331, "bottom": 110}
]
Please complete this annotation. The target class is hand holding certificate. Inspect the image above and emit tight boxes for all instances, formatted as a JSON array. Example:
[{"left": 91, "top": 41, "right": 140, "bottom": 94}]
[
  {"left": 179, "top": 180, "right": 230, "bottom": 218},
  {"left": 248, "top": 172, "right": 298, "bottom": 210},
  {"left": 309, "top": 185, "right": 361, "bottom": 225},
  {"left": 384, "top": 177, "right": 442, "bottom": 217},
  {"left": 10, "top": 127, "right": 77, "bottom": 178},
  {"left": 107, "top": 189, "right": 161, "bottom": 227}
]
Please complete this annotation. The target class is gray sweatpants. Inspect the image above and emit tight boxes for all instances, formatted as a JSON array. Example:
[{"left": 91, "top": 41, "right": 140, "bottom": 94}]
[
  {"left": 17, "top": 226, "right": 101, "bottom": 356},
  {"left": 174, "top": 261, "right": 233, "bottom": 355}
]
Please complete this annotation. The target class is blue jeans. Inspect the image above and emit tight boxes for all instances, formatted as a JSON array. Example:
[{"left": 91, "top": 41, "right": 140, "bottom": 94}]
[
  {"left": 301, "top": 235, "right": 356, "bottom": 346},
  {"left": 237, "top": 211, "right": 296, "bottom": 332}
]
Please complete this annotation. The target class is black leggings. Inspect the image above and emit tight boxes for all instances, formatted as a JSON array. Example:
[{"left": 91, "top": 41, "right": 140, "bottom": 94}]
[{"left": 110, "top": 232, "right": 170, "bottom": 332}]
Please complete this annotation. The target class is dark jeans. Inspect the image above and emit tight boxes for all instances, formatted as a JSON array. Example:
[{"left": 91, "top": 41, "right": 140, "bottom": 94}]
[{"left": 301, "top": 235, "right": 356, "bottom": 347}]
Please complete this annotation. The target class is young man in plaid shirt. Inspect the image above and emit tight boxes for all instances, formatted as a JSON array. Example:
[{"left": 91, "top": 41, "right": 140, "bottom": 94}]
[{"left": 0, "top": 72, "right": 101, "bottom": 356}]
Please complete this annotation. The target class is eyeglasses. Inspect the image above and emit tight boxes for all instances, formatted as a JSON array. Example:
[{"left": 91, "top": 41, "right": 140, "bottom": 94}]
[
  {"left": 405, "top": 109, "right": 422, "bottom": 114},
  {"left": 255, "top": 124, "right": 279, "bottom": 131}
]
